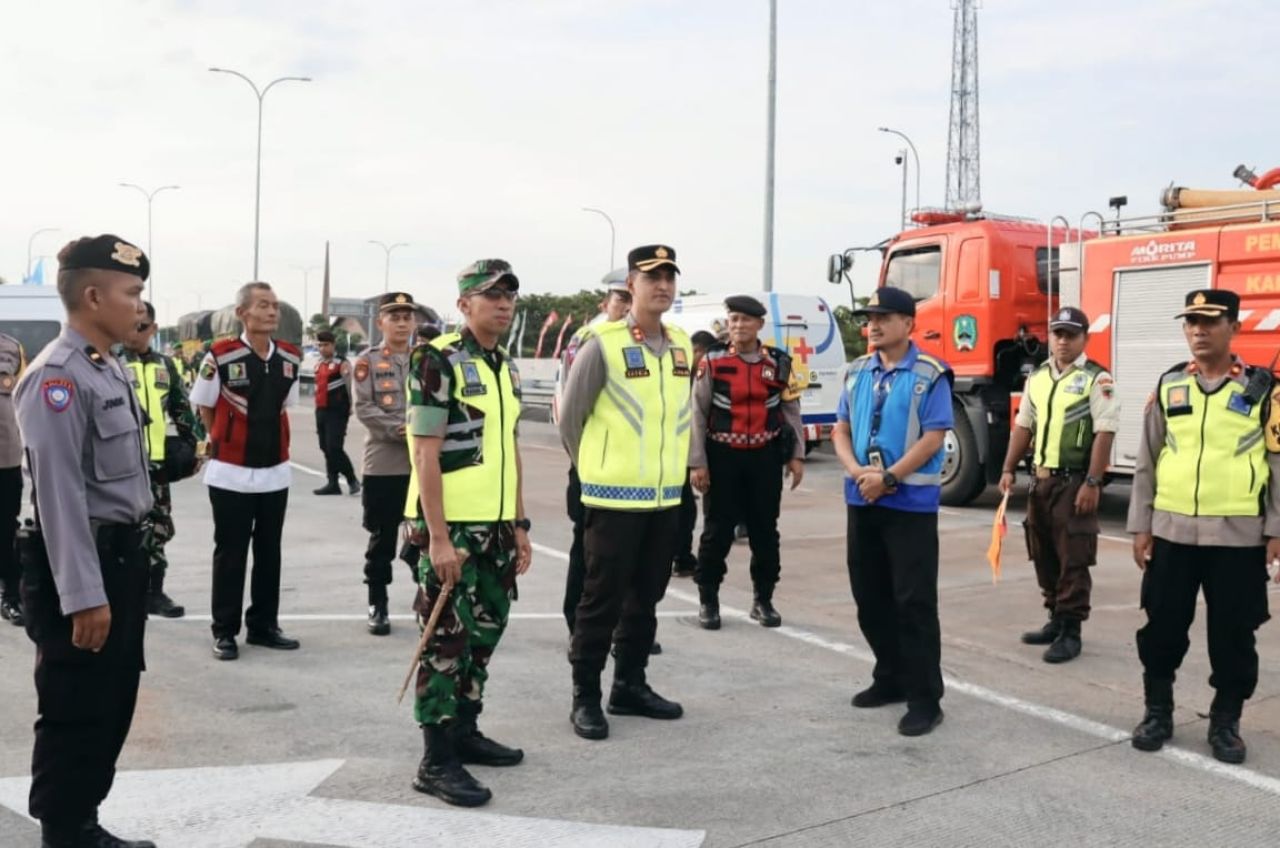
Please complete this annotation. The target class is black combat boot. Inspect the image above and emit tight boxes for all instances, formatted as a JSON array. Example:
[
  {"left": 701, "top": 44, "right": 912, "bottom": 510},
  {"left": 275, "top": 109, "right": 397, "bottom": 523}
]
[
  {"left": 608, "top": 668, "right": 683, "bottom": 720},
  {"left": 851, "top": 680, "right": 906, "bottom": 708},
  {"left": 898, "top": 700, "right": 944, "bottom": 737},
  {"left": 346, "top": 474, "right": 361, "bottom": 496},
  {"left": 367, "top": 584, "right": 390, "bottom": 636},
  {"left": 1131, "top": 675, "right": 1175, "bottom": 752},
  {"left": 0, "top": 593, "right": 24, "bottom": 627},
  {"left": 412, "top": 724, "right": 492, "bottom": 806},
  {"left": 70, "top": 813, "right": 157, "bottom": 847},
  {"left": 571, "top": 683, "right": 609, "bottom": 740},
  {"left": 1207, "top": 692, "right": 1247, "bottom": 764},
  {"left": 1020, "top": 613, "right": 1061, "bottom": 645},
  {"left": 749, "top": 590, "right": 782, "bottom": 627},
  {"left": 453, "top": 700, "right": 523, "bottom": 766},
  {"left": 146, "top": 572, "right": 184, "bottom": 619},
  {"left": 313, "top": 480, "right": 342, "bottom": 496},
  {"left": 697, "top": 586, "right": 721, "bottom": 630},
  {"left": 1043, "top": 618, "right": 1081, "bottom": 664}
]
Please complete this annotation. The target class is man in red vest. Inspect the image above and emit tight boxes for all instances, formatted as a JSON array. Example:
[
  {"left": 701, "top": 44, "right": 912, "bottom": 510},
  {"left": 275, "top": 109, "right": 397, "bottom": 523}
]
[
  {"left": 191, "top": 282, "right": 303, "bottom": 661},
  {"left": 312, "top": 329, "right": 359, "bottom": 496},
  {"left": 689, "top": 295, "right": 805, "bottom": 630}
]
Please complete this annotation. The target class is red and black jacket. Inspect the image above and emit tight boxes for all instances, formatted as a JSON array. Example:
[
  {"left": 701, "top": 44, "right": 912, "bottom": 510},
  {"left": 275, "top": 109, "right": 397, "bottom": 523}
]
[
  {"left": 704, "top": 343, "right": 792, "bottom": 448},
  {"left": 208, "top": 337, "right": 301, "bottom": 467},
  {"left": 314, "top": 357, "right": 350, "bottom": 413}
]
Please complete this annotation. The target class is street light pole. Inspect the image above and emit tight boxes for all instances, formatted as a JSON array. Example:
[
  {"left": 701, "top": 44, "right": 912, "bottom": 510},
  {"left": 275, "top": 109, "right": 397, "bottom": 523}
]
[
  {"left": 119, "top": 183, "right": 179, "bottom": 302},
  {"left": 292, "top": 264, "right": 320, "bottom": 332},
  {"left": 763, "top": 0, "right": 778, "bottom": 292},
  {"left": 580, "top": 207, "right": 616, "bottom": 270},
  {"left": 209, "top": 67, "right": 312, "bottom": 279},
  {"left": 878, "top": 126, "right": 921, "bottom": 215},
  {"left": 26, "top": 227, "right": 59, "bottom": 282},
  {"left": 368, "top": 241, "right": 408, "bottom": 292},
  {"left": 897, "top": 150, "right": 908, "bottom": 230}
]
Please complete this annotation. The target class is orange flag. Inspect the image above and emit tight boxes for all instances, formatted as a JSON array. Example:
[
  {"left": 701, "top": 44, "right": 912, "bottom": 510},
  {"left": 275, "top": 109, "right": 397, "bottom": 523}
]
[{"left": 987, "top": 491, "right": 1010, "bottom": 584}]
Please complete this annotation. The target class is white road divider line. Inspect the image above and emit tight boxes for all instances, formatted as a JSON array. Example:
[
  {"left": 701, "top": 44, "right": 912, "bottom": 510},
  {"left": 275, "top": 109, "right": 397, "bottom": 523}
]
[
  {"left": 289, "top": 460, "right": 327, "bottom": 478},
  {"left": 152, "top": 611, "right": 689, "bottom": 623}
]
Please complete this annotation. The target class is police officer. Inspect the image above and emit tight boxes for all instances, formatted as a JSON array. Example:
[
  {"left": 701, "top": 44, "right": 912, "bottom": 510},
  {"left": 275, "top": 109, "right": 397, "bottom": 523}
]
[
  {"left": 559, "top": 244, "right": 692, "bottom": 741},
  {"left": 1128, "top": 289, "right": 1280, "bottom": 764},
  {"left": 353, "top": 292, "right": 420, "bottom": 636},
  {"left": 312, "top": 330, "right": 360, "bottom": 496},
  {"left": 15, "top": 235, "right": 156, "bottom": 848},
  {"left": 671, "top": 330, "right": 718, "bottom": 580},
  {"left": 191, "top": 282, "right": 303, "bottom": 661},
  {"left": 833, "top": 286, "right": 953, "bottom": 737},
  {"left": 690, "top": 296, "right": 805, "bottom": 629},
  {"left": 122, "top": 301, "right": 205, "bottom": 619},
  {"left": 405, "top": 260, "right": 532, "bottom": 807},
  {"left": 998, "top": 306, "right": 1119, "bottom": 663},
  {"left": 0, "top": 331, "right": 25, "bottom": 626}
]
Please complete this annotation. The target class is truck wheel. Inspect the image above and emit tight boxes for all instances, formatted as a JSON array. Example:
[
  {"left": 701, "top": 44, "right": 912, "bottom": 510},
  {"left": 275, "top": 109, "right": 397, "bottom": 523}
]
[{"left": 940, "top": 403, "right": 985, "bottom": 506}]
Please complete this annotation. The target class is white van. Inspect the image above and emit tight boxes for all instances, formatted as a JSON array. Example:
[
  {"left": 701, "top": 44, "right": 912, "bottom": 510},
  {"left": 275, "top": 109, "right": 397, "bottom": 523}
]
[
  {"left": 665, "top": 292, "right": 847, "bottom": 450},
  {"left": 0, "top": 285, "right": 65, "bottom": 360}
]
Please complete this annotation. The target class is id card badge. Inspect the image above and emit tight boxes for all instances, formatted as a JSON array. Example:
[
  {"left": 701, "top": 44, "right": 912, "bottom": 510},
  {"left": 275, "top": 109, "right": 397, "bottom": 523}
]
[{"left": 868, "top": 447, "right": 885, "bottom": 470}]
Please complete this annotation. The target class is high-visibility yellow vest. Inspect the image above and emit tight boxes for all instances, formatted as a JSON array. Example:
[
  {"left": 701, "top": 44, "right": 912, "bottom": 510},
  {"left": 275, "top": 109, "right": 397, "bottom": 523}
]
[
  {"left": 1026, "top": 359, "right": 1105, "bottom": 470},
  {"left": 577, "top": 320, "right": 693, "bottom": 510},
  {"left": 125, "top": 355, "right": 174, "bottom": 463},
  {"left": 1154, "top": 365, "right": 1270, "bottom": 517},
  {"left": 404, "top": 332, "right": 522, "bottom": 523}
]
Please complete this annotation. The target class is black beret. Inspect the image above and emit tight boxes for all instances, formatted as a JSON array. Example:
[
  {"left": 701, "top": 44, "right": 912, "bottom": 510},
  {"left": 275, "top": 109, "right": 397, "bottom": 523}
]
[
  {"left": 1175, "top": 288, "right": 1239, "bottom": 321},
  {"left": 58, "top": 234, "right": 149, "bottom": 281},
  {"left": 724, "top": 295, "right": 767, "bottom": 318},
  {"left": 628, "top": 244, "right": 680, "bottom": 274},
  {"left": 315, "top": 330, "right": 336, "bottom": 343}
]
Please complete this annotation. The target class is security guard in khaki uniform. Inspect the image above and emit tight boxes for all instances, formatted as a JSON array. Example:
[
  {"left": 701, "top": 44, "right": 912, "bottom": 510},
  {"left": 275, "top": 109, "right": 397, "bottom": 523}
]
[
  {"left": 999, "top": 306, "right": 1119, "bottom": 663},
  {"left": 559, "top": 244, "right": 692, "bottom": 741},
  {"left": 354, "top": 291, "right": 420, "bottom": 635},
  {"left": 0, "top": 332, "right": 25, "bottom": 626},
  {"left": 15, "top": 235, "right": 156, "bottom": 848},
  {"left": 1128, "top": 288, "right": 1280, "bottom": 765}
]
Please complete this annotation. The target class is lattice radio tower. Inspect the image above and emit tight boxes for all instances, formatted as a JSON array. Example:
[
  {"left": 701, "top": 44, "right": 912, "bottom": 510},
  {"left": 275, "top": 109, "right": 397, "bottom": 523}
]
[{"left": 945, "top": 0, "right": 981, "bottom": 210}]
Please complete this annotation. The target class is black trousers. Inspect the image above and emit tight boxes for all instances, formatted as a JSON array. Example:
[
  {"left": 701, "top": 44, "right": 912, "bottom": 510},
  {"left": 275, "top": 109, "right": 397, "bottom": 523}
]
[
  {"left": 315, "top": 407, "right": 355, "bottom": 484},
  {"left": 696, "top": 441, "right": 783, "bottom": 599},
  {"left": 571, "top": 507, "right": 679, "bottom": 686},
  {"left": 21, "top": 523, "right": 147, "bottom": 830},
  {"left": 674, "top": 481, "right": 698, "bottom": 571},
  {"left": 847, "top": 505, "right": 944, "bottom": 703},
  {"left": 1137, "top": 538, "right": 1270, "bottom": 700},
  {"left": 209, "top": 486, "right": 289, "bottom": 638},
  {"left": 361, "top": 474, "right": 409, "bottom": 605},
  {"left": 562, "top": 466, "right": 586, "bottom": 633},
  {"left": 0, "top": 465, "right": 20, "bottom": 599}
]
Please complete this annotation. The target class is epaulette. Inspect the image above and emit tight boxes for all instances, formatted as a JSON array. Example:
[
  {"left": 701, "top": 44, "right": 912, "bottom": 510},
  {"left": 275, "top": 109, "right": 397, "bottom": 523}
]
[
  {"left": 210, "top": 337, "right": 243, "bottom": 356},
  {"left": 276, "top": 339, "right": 301, "bottom": 357},
  {"left": 43, "top": 340, "right": 74, "bottom": 368}
]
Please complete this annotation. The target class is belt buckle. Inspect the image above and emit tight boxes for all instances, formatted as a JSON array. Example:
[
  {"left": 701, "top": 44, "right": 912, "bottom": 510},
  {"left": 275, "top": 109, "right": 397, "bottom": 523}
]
[{"left": 1034, "top": 467, "right": 1051, "bottom": 480}]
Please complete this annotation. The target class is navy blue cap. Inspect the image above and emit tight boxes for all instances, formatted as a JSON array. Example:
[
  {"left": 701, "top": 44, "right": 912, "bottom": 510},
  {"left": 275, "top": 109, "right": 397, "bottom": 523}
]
[
  {"left": 853, "top": 286, "right": 915, "bottom": 317},
  {"left": 1049, "top": 306, "right": 1089, "bottom": 332}
]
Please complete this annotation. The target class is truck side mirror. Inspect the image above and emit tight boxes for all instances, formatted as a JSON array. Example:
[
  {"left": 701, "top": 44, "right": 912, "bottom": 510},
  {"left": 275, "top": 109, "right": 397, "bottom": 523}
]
[{"left": 827, "top": 254, "right": 848, "bottom": 284}]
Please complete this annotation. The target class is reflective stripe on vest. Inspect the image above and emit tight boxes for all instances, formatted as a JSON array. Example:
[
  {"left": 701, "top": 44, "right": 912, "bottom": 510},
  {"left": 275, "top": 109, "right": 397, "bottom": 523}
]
[
  {"left": 845, "top": 352, "right": 947, "bottom": 486},
  {"left": 577, "top": 322, "right": 693, "bottom": 509},
  {"left": 125, "top": 358, "right": 170, "bottom": 462},
  {"left": 1026, "top": 361, "right": 1101, "bottom": 470},
  {"left": 404, "top": 333, "right": 521, "bottom": 523},
  {"left": 1153, "top": 369, "right": 1269, "bottom": 517}
]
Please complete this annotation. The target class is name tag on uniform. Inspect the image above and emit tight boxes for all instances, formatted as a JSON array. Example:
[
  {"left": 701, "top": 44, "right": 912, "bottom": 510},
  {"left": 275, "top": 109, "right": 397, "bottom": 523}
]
[
  {"left": 1166, "top": 385, "right": 1193, "bottom": 416},
  {"left": 283, "top": 362, "right": 295, "bottom": 379},
  {"left": 227, "top": 363, "right": 248, "bottom": 386},
  {"left": 671, "top": 348, "right": 690, "bottom": 377},
  {"left": 155, "top": 368, "right": 170, "bottom": 388},
  {"left": 623, "top": 347, "right": 650, "bottom": 379},
  {"left": 1063, "top": 374, "right": 1087, "bottom": 395},
  {"left": 1228, "top": 392, "right": 1255, "bottom": 416},
  {"left": 102, "top": 396, "right": 125, "bottom": 411},
  {"left": 461, "top": 362, "right": 487, "bottom": 396}
]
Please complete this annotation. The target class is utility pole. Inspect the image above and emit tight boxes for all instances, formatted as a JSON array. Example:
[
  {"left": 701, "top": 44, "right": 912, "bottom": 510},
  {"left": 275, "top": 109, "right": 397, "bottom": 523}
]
[
  {"left": 944, "top": 0, "right": 981, "bottom": 210},
  {"left": 763, "top": 0, "right": 777, "bottom": 292}
]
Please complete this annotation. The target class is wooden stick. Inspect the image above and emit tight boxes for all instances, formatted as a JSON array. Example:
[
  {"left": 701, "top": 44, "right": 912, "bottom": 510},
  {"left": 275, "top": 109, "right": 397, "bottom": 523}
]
[{"left": 397, "top": 577, "right": 456, "bottom": 705}]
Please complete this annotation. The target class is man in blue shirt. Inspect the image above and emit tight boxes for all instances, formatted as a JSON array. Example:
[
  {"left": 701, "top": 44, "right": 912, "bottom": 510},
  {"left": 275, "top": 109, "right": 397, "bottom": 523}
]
[{"left": 833, "top": 286, "right": 954, "bottom": 737}]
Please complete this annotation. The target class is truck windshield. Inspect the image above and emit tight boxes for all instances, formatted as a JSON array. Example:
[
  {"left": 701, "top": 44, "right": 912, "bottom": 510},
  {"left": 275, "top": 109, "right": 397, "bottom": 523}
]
[
  {"left": 0, "top": 320, "right": 61, "bottom": 360},
  {"left": 883, "top": 245, "right": 942, "bottom": 301}
]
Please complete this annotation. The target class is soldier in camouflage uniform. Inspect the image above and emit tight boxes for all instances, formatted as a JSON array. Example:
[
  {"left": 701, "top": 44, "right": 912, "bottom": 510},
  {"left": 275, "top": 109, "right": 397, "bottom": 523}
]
[
  {"left": 122, "top": 302, "right": 204, "bottom": 618},
  {"left": 405, "top": 259, "right": 532, "bottom": 808}
]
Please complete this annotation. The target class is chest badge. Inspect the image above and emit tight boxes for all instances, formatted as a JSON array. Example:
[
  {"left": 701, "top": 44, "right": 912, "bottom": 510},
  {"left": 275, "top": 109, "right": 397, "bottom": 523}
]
[
  {"left": 623, "top": 346, "right": 650, "bottom": 379},
  {"left": 227, "top": 363, "right": 246, "bottom": 382},
  {"left": 1227, "top": 391, "right": 1255, "bottom": 416},
  {"left": 283, "top": 362, "right": 295, "bottom": 379},
  {"left": 761, "top": 366, "right": 776, "bottom": 382},
  {"left": 461, "top": 361, "right": 487, "bottom": 396},
  {"left": 1165, "top": 385, "right": 1192, "bottom": 416},
  {"left": 671, "top": 348, "right": 690, "bottom": 377}
]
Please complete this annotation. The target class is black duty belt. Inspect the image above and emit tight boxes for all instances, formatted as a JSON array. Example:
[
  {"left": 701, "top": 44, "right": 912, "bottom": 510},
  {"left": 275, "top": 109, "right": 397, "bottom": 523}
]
[{"left": 1033, "top": 467, "right": 1086, "bottom": 480}]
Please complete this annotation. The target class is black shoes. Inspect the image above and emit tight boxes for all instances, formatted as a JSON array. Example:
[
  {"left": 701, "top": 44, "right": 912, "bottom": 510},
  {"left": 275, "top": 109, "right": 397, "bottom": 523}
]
[
  {"left": 367, "top": 604, "right": 390, "bottom": 636},
  {"left": 898, "top": 701, "right": 944, "bottom": 736},
  {"left": 0, "top": 594, "right": 24, "bottom": 627},
  {"left": 1131, "top": 676, "right": 1174, "bottom": 752},
  {"left": 1208, "top": 713, "right": 1247, "bottom": 764},
  {"left": 413, "top": 724, "right": 492, "bottom": 807},
  {"left": 246, "top": 627, "right": 301, "bottom": 650},
  {"left": 212, "top": 636, "right": 238, "bottom": 661},
  {"left": 571, "top": 685, "right": 609, "bottom": 739},
  {"left": 671, "top": 558, "right": 696, "bottom": 578},
  {"left": 607, "top": 672, "right": 683, "bottom": 720},
  {"left": 42, "top": 820, "right": 157, "bottom": 848},
  {"left": 1043, "top": 619, "right": 1081, "bottom": 664},
  {"left": 147, "top": 591, "right": 185, "bottom": 619},
  {"left": 750, "top": 598, "right": 782, "bottom": 627},
  {"left": 347, "top": 476, "right": 362, "bottom": 496},
  {"left": 453, "top": 700, "right": 523, "bottom": 766},
  {"left": 698, "top": 596, "right": 721, "bottom": 630},
  {"left": 851, "top": 681, "right": 907, "bottom": 708},
  {"left": 313, "top": 481, "right": 342, "bottom": 496},
  {"left": 1020, "top": 615, "right": 1061, "bottom": 645}
]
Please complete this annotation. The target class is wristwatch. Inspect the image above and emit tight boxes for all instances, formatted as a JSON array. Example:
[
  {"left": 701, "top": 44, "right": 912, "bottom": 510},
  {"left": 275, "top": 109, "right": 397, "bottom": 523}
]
[
  {"left": 514, "top": 518, "right": 532, "bottom": 532},
  {"left": 1084, "top": 475, "right": 1102, "bottom": 488},
  {"left": 881, "top": 471, "right": 900, "bottom": 490}
]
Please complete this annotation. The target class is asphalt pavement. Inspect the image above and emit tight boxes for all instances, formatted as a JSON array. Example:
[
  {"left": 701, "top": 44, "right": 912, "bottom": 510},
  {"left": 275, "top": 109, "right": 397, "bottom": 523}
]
[{"left": 3, "top": 406, "right": 1280, "bottom": 847}]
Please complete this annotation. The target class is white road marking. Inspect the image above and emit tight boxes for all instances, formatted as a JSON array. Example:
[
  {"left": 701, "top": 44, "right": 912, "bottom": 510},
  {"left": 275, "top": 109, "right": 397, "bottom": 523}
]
[
  {"left": 150, "top": 611, "right": 691, "bottom": 623},
  {"left": 0, "top": 759, "right": 704, "bottom": 848},
  {"left": 288, "top": 460, "right": 326, "bottom": 477},
  {"left": 534, "top": 541, "right": 1280, "bottom": 798}
]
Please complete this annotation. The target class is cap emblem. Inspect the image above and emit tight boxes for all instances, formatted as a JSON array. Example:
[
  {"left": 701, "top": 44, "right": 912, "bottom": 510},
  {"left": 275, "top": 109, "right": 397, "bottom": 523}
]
[
  {"left": 111, "top": 242, "right": 142, "bottom": 267},
  {"left": 395, "top": 293, "right": 408, "bottom": 304},
  {"left": 655, "top": 246, "right": 669, "bottom": 259},
  {"left": 1193, "top": 292, "right": 1207, "bottom": 306}
]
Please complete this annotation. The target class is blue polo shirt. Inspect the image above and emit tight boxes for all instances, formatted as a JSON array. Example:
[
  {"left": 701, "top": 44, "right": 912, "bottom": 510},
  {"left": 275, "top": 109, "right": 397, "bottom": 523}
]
[{"left": 837, "top": 342, "right": 953, "bottom": 513}]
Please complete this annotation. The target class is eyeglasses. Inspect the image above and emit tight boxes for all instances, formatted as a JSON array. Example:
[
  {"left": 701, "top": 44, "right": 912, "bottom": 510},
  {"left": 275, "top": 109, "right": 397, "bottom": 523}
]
[{"left": 474, "top": 288, "right": 518, "bottom": 302}]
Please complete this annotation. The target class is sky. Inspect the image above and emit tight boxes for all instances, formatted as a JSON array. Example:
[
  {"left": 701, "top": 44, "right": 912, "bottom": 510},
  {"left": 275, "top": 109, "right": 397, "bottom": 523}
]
[{"left": 2, "top": 0, "right": 1276, "bottom": 327}]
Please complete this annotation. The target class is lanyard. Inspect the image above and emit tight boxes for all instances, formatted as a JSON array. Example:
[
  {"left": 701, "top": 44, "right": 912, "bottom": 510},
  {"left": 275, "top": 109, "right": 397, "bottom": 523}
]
[{"left": 870, "top": 370, "right": 896, "bottom": 440}]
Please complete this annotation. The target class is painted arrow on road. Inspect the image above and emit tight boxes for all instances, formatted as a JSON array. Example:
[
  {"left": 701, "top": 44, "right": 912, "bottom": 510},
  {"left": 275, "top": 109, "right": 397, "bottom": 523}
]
[{"left": 0, "top": 759, "right": 704, "bottom": 848}]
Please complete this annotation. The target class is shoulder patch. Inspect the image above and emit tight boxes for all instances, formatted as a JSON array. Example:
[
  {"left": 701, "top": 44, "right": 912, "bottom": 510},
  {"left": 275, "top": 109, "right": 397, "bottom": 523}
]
[
  {"left": 354, "top": 357, "right": 370, "bottom": 383},
  {"left": 42, "top": 378, "right": 74, "bottom": 412}
]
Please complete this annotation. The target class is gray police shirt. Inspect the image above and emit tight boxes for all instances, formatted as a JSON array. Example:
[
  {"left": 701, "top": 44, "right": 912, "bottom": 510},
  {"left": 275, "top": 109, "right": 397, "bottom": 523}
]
[
  {"left": 354, "top": 346, "right": 412, "bottom": 476},
  {"left": 14, "top": 326, "right": 152, "bottom": 614}
]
